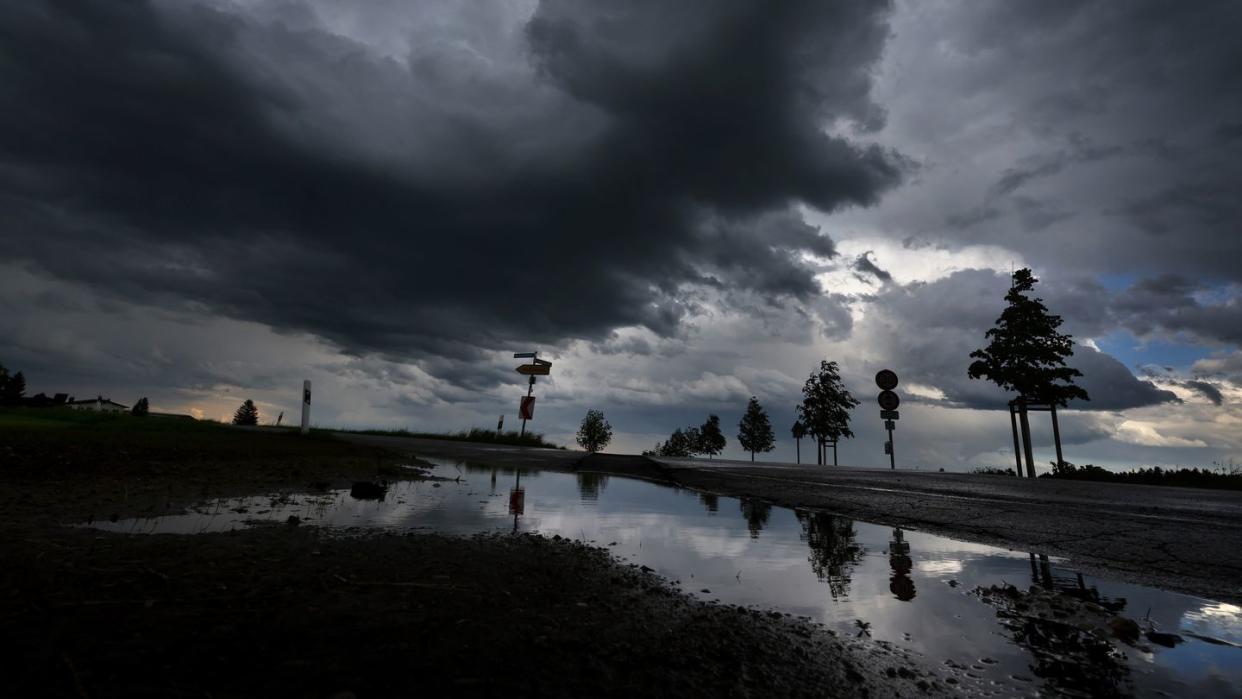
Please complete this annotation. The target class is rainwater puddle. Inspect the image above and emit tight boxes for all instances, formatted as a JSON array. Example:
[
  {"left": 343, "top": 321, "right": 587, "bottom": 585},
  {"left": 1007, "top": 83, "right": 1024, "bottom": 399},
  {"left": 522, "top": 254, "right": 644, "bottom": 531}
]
[{"left": 89, "top": 460, "right": 1242, "bottom": 697}]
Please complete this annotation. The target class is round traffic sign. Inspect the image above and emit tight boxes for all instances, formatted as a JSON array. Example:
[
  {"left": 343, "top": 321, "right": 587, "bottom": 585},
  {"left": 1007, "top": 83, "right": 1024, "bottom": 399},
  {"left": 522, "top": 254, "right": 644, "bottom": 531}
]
[
  {"left": 875, "top": 369, "right": 898, "bottom": 391},
  {"left": 878, "top": 390, "right": 900, "bottom": 411}
]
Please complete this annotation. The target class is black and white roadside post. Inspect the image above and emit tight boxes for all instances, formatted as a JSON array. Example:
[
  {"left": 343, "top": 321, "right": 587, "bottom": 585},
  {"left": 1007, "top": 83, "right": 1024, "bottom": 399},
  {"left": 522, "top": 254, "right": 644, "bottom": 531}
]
[
  {"left": 513, "top": 352, "right": 552, "bottom": 438},
  {"left": 497, "top": 414, "right": 504, "bottom": 432},
  {"left": 300, "top": 380, "right": 312, "bottom": 435},
  {"left": 876, "top": 370, "right": 900, "bottom": 470}
]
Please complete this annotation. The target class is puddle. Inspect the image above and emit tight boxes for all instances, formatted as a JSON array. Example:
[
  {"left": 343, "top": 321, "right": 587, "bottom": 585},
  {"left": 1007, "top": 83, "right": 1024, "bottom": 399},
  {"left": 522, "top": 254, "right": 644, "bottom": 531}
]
[{"left": 89, "top": 460, "right": 1242, "bottom": 697}]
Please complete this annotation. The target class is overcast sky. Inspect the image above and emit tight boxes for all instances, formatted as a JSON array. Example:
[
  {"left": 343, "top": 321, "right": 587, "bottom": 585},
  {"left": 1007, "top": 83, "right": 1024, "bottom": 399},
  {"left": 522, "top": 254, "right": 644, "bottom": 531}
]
[{"left": 3, "top": 0, "right": 1240, "bottom": 472}]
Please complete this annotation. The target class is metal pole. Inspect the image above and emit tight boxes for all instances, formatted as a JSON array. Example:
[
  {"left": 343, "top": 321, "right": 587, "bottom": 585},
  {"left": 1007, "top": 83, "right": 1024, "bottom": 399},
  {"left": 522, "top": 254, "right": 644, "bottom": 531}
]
[
  {"left": 1050, "top": 403, "right": 1065, "bottom": 471},
  {"left": 832, "top": 440, "right": 838, "bottom": 467},
  {"left": 887, "top": 427, "right": 895, "bottom": 469},
  {"left": 1009, "top": 403, "right": 1023, "bottom": 476},
  {"left": 1018, "top": 399, "right": 1036, "bottom": 478},
  {"left": 796, "top": 437, "right": 800, "bottom": 464},
  {"left": 520, "top": 375, "right": 534, "bottom": 437},
  {"left": 300, "top": 380, "right": 311, "bottom": 435}
]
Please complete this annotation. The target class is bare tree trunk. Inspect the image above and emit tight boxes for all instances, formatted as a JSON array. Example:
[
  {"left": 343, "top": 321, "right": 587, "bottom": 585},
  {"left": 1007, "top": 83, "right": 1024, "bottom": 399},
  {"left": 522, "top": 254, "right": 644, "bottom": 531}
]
[
  {"left": 796, "top": 437, "right": 800, "bottom": 464},
  {"left": 1018, "top": 400, "right": 1036, "bottom": 478},
  {"left": 1050, "top": 403, "right": 1065, "bottom": 471},
  {"left": 1009, "top": 403, "right": 1023, "bottom": 477}
]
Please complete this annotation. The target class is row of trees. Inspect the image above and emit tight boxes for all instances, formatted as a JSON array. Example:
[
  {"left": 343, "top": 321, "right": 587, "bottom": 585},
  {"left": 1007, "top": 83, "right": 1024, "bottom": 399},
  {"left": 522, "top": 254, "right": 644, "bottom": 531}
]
[
  {"left": 642, "top": 362, "right": 859, "bottom": 463},
  {"left": 0, "top": 364, "right": 28, "bottom": 405}
]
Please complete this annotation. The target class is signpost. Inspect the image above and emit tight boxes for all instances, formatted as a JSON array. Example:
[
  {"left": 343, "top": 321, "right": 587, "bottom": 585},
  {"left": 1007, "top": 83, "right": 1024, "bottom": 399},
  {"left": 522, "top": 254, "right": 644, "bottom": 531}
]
[
  {"left": 875, "top": 371, "right": 900, "bottom": 469},
  {"left": 497, "top": 415, "right": 504, "bottom": 432},
  {"left": 300, "top": 380, "right": 311, "bottom": 435},
  {"left": 513, "top": 352, "right": 552, "bottom": 437}
]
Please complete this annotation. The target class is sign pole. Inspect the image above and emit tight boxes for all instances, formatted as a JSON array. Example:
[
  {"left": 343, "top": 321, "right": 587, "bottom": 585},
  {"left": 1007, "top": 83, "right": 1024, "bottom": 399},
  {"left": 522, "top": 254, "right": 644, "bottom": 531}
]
[
  {"left": 1009, "top": 402, "right": 1023, "bottom": 476},
  {"left": 520, "top": 353, "right": 535, "bottom": 438},
  {"left": 887, "top": 425, "right": 895, "bottom": 470},
  {"left": 300, "top": 380, "right": 311, "bottom": 435}
]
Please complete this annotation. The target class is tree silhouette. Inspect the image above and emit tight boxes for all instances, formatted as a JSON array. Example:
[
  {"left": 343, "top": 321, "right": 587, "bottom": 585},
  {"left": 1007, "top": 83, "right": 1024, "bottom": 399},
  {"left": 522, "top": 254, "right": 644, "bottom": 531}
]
[
  {"left": 1, "top": 370, "right": 26, "bottom": 405},
  {"left": 131, "top": 397, "right": 150, "bottom": 416},
  {"left": 797, "top": 361, "right": 858, "bottom": 464},
  {"left": 232, "top": 399, "right": 260, "bottom": 426},
  {"left": 969, "top": 269, "right": 1089, "bottom": 477},
  {"left": 575, "top": 409, "right": 613, "bottom": 453},
  {"left": 968, "top": 269, "right": 1089, "bottom": 406},
  {"left": 697, "top": 414, "right": 727, "bottom": 459},
  {"left": 791, "top": 420, "right": 807, "bottom": 463},
  {"left": 737, "top": 396, "right": 775, "bottom": 462}
]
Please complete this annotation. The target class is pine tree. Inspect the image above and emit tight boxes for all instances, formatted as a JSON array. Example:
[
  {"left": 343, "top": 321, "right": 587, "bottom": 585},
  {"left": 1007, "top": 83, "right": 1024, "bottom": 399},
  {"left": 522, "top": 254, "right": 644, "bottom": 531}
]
[
  {"left": 698, "top": 414, "right": 727, "bottom": 459},
  {"left": 232, "top": 399, "right": 260, "bottom": 426},
  {"left": 2, "top": 371, "right": 26, "bottom": 405},
  {"left": 131, "top": 397, "right": 150, "bottom": 417},
  {"left": 968, "top": 268, "right": 1089, "bottom": 406},
  {"left": 737, "top": 396, "right": 775, "bottom": 462},
  {"left": 575, "top": 409, "right": 613, "bottom": 453}
]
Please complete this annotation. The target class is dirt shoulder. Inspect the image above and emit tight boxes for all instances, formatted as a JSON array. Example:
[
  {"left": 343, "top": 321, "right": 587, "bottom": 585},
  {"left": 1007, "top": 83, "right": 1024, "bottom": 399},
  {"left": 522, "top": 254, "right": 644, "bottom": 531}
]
[{"left": 2, "top": 526, "right": 964, "bottom": 699}]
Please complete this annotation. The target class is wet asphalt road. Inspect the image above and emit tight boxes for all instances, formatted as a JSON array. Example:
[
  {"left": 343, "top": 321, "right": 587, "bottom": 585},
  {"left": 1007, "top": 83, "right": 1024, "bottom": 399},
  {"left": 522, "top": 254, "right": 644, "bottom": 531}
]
[{"left": 337, "top": 434, "right": 1242, "bottom": 603}]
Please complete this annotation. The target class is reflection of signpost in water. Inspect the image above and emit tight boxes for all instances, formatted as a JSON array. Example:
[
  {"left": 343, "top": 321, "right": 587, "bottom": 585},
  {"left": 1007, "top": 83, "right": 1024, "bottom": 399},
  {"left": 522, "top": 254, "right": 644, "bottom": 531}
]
[
  {"left": 509, "top": 471, "right": 524, "bottom": 533},
  {"left": 513, "top": 352, "right": 552, "bottom": 437},
  {"left": 875, "top": 370, "right": 900, "bottom": 469}
]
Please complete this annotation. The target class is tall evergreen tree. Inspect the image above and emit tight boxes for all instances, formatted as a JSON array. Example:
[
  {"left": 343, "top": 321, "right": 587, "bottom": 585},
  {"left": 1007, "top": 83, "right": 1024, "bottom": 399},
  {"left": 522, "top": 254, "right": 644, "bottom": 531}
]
[
  {"left": 232, "top": 399, "right": 260, "bottom": 426},
  {"left": 969, "top": 268, "right": 1089, "bottom": 477},
  {"left": 131, "top": 397, "right": 150, "bottom": 416},
  {"left": 737, "top": 396, "right": 775, "bottom": 462},
  {"left": 697, "top": 414, "right": 727, "bottom": 459},
  {"left": 797, "top": 360, "right": 859, "bottom": 463},
  {"left": 968, "top": 268, "right": 1089, "bottom": 406},
  {"left": 575, "top": 409, "right": 613, "bottom": 453},
  {"left": 2, "top": 370, "right": 26, "bottom": 405}
]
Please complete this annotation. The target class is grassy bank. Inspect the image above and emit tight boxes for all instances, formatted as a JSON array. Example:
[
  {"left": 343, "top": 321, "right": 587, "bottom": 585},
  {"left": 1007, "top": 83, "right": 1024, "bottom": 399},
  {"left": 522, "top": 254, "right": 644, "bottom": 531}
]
[{"left": 331, "top": 426, "right": 564, "bottom": 449}]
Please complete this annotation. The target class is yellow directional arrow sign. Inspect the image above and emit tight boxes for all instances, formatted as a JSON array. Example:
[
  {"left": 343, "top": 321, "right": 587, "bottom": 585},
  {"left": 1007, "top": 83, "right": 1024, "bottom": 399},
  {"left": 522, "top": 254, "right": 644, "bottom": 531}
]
[{"left": 516, "top": 364, "right": 551, "bottom": 376}]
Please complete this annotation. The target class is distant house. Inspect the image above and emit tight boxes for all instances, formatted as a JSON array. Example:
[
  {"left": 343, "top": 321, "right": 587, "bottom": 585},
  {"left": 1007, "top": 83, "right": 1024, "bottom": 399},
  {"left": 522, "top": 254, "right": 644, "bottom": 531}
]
[{"left": 69, "top": 396, "right": 130, "bottom": 413}]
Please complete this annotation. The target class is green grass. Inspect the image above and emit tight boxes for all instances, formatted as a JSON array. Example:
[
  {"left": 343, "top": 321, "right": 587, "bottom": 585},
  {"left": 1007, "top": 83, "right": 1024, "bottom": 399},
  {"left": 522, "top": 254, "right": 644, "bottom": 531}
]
[{"left": 327, "top": 426, "right": 563, "bottom": 449}]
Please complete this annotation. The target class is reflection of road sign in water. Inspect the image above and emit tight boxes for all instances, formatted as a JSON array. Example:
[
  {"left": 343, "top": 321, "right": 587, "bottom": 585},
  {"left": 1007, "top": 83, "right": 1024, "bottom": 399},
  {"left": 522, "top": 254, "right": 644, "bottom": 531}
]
[
  {"left": 516, "top": 363, "right": 551, "bottom": 376},
  {"left": 875, "top": 369, "right": 898, "bottom": 391},
  {"left": 878, "top": 390, "right": 900, "bottom": 411},
  {"left": 509, "top": 488, "right": 525, "bottom": 516},
  {"left": 519, "top": 396, "right": 536, "bottom": 420}
]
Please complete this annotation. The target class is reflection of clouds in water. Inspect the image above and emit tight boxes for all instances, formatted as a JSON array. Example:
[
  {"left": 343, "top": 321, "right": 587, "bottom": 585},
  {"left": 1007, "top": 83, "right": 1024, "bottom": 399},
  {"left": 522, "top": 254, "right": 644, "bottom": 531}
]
[
  {"left": 1185, "top": 602, "right": 1242, "bottom": 640},
  {"left": 916, "top": 559, "right": 962, "bottom": 576}
]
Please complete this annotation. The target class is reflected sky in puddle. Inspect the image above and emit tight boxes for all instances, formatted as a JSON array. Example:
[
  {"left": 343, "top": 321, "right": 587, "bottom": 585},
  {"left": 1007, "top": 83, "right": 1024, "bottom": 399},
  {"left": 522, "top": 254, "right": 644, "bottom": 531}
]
[{"left": 90, "top": 460, "right": 1242, "bottom": 697}]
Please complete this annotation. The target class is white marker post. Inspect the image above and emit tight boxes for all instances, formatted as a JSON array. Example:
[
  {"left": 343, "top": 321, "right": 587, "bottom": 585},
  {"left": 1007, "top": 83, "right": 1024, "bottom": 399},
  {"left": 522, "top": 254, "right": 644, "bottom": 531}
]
[{"left": 301, "top": 380, "right": 312, "bottom": 435}]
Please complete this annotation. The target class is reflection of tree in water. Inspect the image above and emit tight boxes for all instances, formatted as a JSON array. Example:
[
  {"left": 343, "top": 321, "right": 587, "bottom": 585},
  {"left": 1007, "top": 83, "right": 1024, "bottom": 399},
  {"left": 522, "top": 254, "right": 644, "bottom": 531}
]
[
  {"left": 739, "top": 499, "right": 771, "bottom": 539},
  {"left": 796, "top": 511, "right": 863, "bottom": 599},
  {"left": 576, "top": 472, "right": 610, "bottom": 502},
  {"left": 888, "top": 528, "right": 915, "bottom": 601},
  {"left": 699, "top": 492, "right": 719, "bottom": 514}
]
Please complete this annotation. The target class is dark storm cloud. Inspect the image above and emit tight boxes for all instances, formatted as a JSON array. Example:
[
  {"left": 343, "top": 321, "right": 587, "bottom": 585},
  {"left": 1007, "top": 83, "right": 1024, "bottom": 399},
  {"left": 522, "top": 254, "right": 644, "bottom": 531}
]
[
  {"left": 851, "top": 251, "right": 892, "bottom": 284},
  {"left": 0, "top": 0, "right": 903, "bottom": 373},
  {"left": 1183, "top": 380, "right": 1224, "bottom": 407},
  {"left": 1109, "top": 275, "right": 1242, "bottom": 345}
]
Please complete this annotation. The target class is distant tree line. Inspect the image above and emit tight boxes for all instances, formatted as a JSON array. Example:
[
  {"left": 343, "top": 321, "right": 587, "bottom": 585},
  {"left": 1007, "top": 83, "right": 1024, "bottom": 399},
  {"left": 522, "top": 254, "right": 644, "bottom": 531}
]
[{"left": 1040, "top": 461, "right": 1242, "bottom": 490}]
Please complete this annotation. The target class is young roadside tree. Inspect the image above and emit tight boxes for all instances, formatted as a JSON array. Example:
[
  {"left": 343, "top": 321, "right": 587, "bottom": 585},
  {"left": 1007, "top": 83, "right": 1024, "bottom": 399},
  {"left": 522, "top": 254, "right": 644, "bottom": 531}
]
[
  {"left": 1, "top": 370, "right": 26, "bottom": 405},
  {"left": 968, "top": 268, "right": 1089, "bottom": 477},
  {"left": 797, "top": 361, "right": 859, "bottom": 466},
  {"left": 131, "top": 397, "right": 150, "bottom": 416},
  {"left": 791, "top": 420, "right": 807, "bottom": 464},
  {"left": 697, "top": 414, "right": 727, "bottom": 459},
  {"left": 575, "top": 409, "right": 613, "bottom": 453},
  {"left": 232, "top": 399, "right": 260, "bottom": 426},
  {"left": 737, "top": 396, "right": 775, "bottom": 462}
]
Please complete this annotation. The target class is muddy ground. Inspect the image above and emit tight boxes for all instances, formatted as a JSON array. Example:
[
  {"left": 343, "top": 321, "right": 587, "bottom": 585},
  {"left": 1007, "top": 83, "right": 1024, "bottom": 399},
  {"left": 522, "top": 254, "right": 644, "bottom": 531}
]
[{"left": 1, "top": 419, "right": 977, "bottom": 698}]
